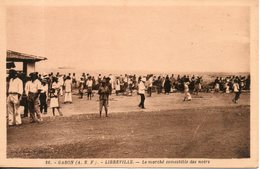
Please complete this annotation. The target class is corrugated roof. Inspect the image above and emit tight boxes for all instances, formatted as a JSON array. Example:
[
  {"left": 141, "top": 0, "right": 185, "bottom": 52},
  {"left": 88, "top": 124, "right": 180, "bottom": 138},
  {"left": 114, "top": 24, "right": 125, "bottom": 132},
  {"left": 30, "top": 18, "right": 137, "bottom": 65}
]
[{"left": 6, "top": 50, "right": 47, "bottom": 62}]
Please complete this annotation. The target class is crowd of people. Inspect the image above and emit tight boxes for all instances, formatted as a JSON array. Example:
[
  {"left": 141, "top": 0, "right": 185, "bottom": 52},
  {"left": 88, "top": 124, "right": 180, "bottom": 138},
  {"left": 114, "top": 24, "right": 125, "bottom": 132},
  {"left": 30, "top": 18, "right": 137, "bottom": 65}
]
[{"left": 6, "top": 70, "right": 250, "bottom": 126}]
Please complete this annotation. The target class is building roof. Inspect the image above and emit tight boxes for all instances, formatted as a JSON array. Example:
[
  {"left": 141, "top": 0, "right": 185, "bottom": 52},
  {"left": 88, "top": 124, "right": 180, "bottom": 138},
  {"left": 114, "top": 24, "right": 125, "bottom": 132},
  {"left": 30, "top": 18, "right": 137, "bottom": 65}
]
[{"left": 6, "top": 50, "right": 47, "bottom": 62}]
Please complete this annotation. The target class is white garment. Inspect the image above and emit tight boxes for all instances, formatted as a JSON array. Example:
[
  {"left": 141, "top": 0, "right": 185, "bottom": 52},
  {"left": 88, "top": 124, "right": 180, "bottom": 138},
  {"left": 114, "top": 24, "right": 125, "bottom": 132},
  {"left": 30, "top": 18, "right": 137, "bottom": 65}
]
[
  {"left": 185, "top": 91, "right": 192, "bottom": 100},
  {"left": 58, "top": 76, "right": 64, "bottom": 86},
  {"left": 35, "top": 79, "right": 42, "bottom": 86},
  {"left": 64, "top": 79, "right": 72, "bottom": 92},
  {"left": 226, "top": 85, "right": 230, "bottom": 93},
  {"left": 138, "top": 81, "right": 146, "bottom": 94},
  {"left": 115, "top": 84, "right": 120, "bottom": 91},
  {"left": 25, "top": 80, "right": 41, "bottom": 95},
  {"left": 40, "top": 84, "right": 48, "bottom": 94},
  {"left": 215, "top": 83, "right": 220, "bottom": 90},
  {"left": 148, "top": 77, "right": 153, "bottom": 87},
  {"left": 115, "top": 79, "right": 120, "bottom": 91},
  {"left": 233, "top": 83, "right": 239, "bottom": 92},
  {"left": 50, "top": 97, "right": 59, "bottom": 108},
  {"left": 8, "top": 78, "right": 23, "bottom": 95},
  {"left": 7, "top": 94, "right": 22, "bottom": 125},
  {"left": 64, "top": 92, "right": 72, "bottom": 102},
  {"left": 184, "top": 83, "right": 189, "bottom": 92},
  {"left": 52, "top": 82, "right": 60, "bottom": 89},
  {"left": 86, "top": 79, "right": 93, "bottom": 87},
  {"left": 124, "top": 77, "right": 128, "bottom": 83}
]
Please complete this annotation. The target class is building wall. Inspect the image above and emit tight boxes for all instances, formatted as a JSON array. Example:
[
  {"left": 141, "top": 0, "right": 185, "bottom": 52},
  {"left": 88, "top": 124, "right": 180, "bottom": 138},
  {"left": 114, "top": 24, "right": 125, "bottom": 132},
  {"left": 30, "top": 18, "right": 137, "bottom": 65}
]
[{"left": 27, "top": 62, "right": 35, "bottom": 76}]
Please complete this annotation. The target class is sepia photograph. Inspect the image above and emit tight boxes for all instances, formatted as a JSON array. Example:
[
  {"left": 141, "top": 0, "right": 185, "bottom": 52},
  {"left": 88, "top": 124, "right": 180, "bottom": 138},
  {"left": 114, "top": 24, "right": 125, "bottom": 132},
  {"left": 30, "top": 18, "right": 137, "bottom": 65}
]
[{"left": 0, "top": 0, "right": 258, "bottom": 168}]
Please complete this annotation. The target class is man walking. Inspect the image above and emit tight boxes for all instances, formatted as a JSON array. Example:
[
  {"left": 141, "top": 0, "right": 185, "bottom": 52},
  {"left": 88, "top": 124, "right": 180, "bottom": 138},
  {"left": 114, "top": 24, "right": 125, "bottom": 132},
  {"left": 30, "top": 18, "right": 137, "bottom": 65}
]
[
  {"left": 7, "top": 69, "right": 23, "bottom": 126},
  {"left": 232, "top": 79, "right": 241, "bottom": 103},
  {"left": 138, "top": 78, "right": 146, "bottom": 109},
  {"left": 98, "top": 79, "right": 110, "bottom": 117}
]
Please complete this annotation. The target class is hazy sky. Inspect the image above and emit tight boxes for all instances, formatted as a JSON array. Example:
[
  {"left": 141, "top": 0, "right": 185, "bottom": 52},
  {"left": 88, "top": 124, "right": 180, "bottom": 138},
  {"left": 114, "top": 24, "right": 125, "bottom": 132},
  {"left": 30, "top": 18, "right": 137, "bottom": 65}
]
[{"left": 6, "top": 5, "right": 250, "bottom": 73}]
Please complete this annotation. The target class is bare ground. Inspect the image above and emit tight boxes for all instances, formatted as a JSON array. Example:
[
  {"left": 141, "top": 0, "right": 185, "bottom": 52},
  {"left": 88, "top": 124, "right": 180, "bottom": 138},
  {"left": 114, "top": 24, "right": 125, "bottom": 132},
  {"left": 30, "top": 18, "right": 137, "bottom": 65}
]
[{"left": 7, "top": 92, "right": 250, "bottom": 159}]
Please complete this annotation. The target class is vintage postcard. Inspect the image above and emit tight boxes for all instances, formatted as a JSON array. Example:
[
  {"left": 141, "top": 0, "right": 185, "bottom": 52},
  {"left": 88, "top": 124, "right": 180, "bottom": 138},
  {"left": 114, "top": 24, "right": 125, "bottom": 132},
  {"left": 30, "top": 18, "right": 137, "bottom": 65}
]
[{"left": 0, "top": 0, "right": 258, "bottom": 168}]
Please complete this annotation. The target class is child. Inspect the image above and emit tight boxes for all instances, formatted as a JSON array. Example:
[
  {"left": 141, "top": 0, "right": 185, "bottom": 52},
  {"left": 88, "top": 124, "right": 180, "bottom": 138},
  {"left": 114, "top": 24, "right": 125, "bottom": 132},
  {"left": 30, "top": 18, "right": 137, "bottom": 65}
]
[{"left": 50, "top": 88, "right": 63, "bottom": 116}]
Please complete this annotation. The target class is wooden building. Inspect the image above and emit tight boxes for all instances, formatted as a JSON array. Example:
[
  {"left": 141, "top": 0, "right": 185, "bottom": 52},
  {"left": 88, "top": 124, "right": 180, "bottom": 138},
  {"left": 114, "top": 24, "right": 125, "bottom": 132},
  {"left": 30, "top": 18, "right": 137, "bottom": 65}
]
[{"left": 6, "top": 50, "right": 47, "bottom": 76}]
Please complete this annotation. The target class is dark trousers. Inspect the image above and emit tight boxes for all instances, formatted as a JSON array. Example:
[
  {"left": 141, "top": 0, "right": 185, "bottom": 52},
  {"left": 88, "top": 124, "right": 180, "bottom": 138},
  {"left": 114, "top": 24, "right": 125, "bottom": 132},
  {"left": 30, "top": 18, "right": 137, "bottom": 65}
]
[
  {"left": 139, "top": 94, "right": 145, "bottom": 108},
  {"left": 129, "top": 85, "right": 133, "bottom": 94},
  {"left": 79, "top": 88, "right": 84, "bottom": 98},
  {"left": 234, "top": 92, "right": 241, "bottom": 101},
  {"left": 99, "top": 99, "right": 108, "bottom": 117},
  {"left": 147, "top": 87, "right": 152, "bottom": 96},
  {"left": 39, "top": 93, "right": 47, "bottom": 113},
  {"left": 28, "top": 92, "right": 42, "bottom": 122},
  {"left": 157, "top": 86, "right": 162, "bottom": 94},
  {"left": 87, "top": 87, "right": 92, "bottom": 100},
  {"left": 24, "top": 104, "right": 29, "bottom": 117},
  {"left": 20, "top": 95, "right": 28, "bottom": 117}
]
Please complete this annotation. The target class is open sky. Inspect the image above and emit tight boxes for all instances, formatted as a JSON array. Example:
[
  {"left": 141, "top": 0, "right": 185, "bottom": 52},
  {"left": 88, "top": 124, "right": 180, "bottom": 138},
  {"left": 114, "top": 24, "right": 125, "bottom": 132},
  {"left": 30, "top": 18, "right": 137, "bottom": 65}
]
[{"left": 6, "top": 4, "right": 250, "bottom": 73}]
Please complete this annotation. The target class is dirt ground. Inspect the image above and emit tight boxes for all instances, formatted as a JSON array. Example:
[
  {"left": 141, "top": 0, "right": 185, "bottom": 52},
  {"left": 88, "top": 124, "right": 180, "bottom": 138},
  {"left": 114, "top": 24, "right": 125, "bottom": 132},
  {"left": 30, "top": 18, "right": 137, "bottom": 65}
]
[{"left": 7, "top": 91, "right": 250, "bottom": 158}]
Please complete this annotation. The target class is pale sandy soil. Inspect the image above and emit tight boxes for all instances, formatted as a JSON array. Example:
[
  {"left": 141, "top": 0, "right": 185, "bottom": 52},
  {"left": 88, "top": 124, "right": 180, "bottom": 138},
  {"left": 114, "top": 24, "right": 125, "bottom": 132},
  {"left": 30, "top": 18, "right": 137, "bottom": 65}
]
[{"left": 7, "top": 91, "right": 250, "bottom": 158}]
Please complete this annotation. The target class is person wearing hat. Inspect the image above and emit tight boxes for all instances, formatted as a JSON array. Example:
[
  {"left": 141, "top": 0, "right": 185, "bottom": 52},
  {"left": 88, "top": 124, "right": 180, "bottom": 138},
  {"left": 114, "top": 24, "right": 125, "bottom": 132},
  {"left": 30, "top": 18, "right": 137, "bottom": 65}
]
[
  {"left": 7, "top": 69, "right": 23, "bottom": 126},
  {"left": 25, "top": 72, "right": 43, "bottom": 123},
  {"left": 39, "top": 79, "right": 48, "bottom": 113},
  {"left": 98, "top": 79, "right": 110, "bottom": 117},
  {"left": 138, "top": 77, "right": 146, "bottom": 109}
]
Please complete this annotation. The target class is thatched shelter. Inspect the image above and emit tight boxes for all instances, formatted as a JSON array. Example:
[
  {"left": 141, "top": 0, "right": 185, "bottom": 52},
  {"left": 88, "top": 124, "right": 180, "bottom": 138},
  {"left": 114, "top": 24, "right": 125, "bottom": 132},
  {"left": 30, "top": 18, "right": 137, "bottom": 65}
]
[{"left": 6, "top": 50, "right": 47, "bottom": 76}]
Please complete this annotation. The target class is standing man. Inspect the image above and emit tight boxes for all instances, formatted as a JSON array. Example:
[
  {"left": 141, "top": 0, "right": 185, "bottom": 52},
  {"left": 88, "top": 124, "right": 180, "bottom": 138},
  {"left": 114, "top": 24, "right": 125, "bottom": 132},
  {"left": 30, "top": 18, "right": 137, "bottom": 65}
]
[
  {"left": 106, "top": 77, "right": 112, "bottom": 106},
  {"left": 138, "top": 78, "right": 146, "bottom": 109},
  {"left": 86, "top": 76, "right": 93, "bottom": 100},
  {"left": 164, "top": 75, "right": 171, "bottom": 95},
  {"left": 232, "top": 79, "right": 241, "bottom": 103},
  {"left": 7, "top": 69, "right": 23, "bottom": 126},
  {"left": 147, "top": 75, "right": 153, "bottom": 97},
  {"left": 72, "top": 73, "right": 77, "bottom": 88},
  {"left": 39, "top": 79, "right": 48, "bottom": 114},
  {"left": 64, "top": 76, "right": 73, "bottom": 104},
  {"left": 98, "top": 79, "right": 110, "bottom": 117},
  {"left": 25, "top": 73, "right": 43, "bottom": 123},
  {"left": 58, "top": 74, "right": 64, "bottom": 96}
]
